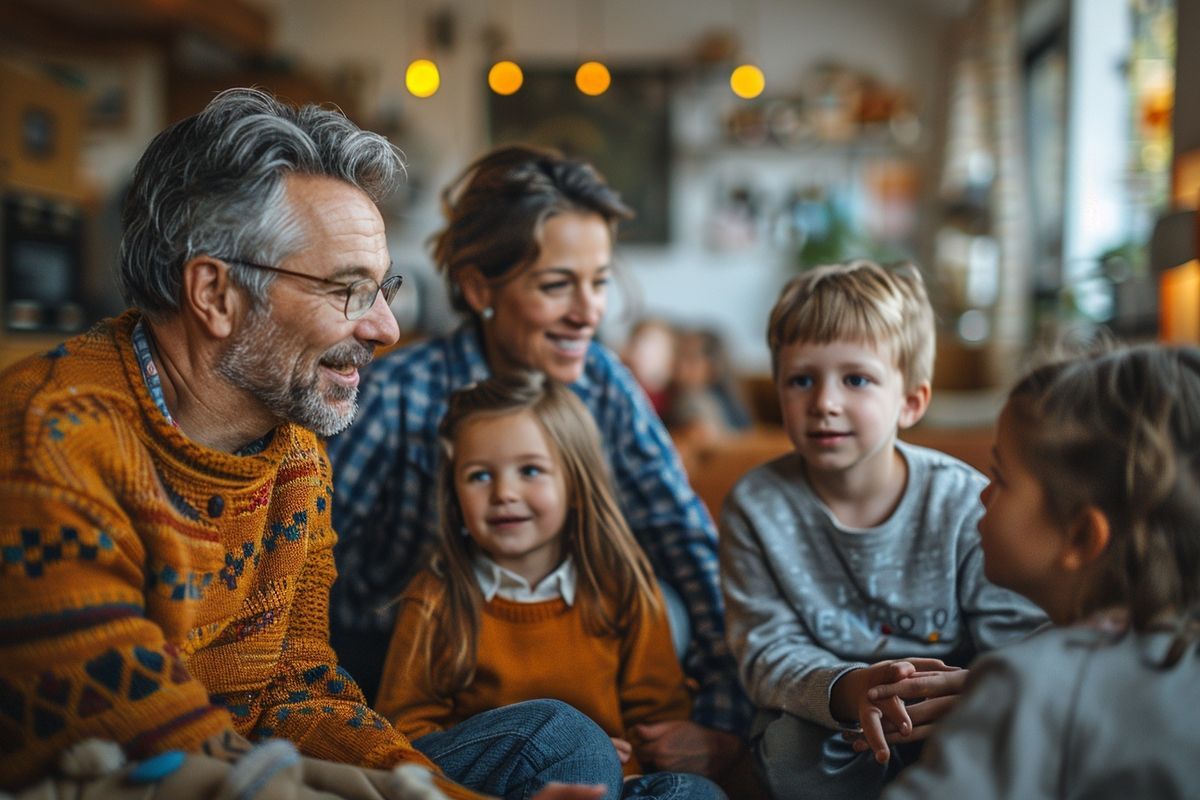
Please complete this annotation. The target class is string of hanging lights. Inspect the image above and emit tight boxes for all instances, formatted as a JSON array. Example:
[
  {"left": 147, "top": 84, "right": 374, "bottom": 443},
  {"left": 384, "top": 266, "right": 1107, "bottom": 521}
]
[{"left": 403, "top": 1, "right": 767, "bottom": 100}]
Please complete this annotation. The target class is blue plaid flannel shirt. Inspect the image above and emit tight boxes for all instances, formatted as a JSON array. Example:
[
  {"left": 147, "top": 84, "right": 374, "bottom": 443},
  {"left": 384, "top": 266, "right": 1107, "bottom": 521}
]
[{"left": 327, "top": 321, "right": 750, "bottom": 734}]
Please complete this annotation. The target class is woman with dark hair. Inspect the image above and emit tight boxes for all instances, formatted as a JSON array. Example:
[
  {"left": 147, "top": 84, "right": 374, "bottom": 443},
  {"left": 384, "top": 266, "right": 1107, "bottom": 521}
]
[{"left": 329, "top": 144, "right": 748, "bottom": 780}]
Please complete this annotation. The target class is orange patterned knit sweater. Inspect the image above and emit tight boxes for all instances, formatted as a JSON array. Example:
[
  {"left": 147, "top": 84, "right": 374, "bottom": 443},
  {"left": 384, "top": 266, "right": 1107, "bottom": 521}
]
[
  {"left": 0, "top": 312, "right": 472, "bottom": 795},
  {"left": 377, "top": 569, "right": 693, "bottom": 776}
]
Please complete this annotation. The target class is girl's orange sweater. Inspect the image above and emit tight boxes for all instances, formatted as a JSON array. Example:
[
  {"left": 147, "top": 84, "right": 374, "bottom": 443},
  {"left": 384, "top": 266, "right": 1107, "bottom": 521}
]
[{"left": 378, "top": 568, "right": 693, "bottom": 776}]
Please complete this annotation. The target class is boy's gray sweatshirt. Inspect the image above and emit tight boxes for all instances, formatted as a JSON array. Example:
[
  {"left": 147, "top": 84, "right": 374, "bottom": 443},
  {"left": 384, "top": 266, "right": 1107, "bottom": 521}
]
[{"left": 720, "top": 440, "right": 1046, "bottom": 729}]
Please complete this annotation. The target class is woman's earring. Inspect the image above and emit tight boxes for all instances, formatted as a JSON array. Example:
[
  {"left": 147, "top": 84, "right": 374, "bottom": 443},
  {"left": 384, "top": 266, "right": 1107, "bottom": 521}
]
[{"left": 481, "top": 307, "right": 494, "bottom": 321}]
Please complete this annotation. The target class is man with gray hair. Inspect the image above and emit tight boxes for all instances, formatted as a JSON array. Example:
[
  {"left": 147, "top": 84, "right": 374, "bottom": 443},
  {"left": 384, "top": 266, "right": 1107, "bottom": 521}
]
[{"left": 0, "top": 89, "right": 618, "bottom": 800}]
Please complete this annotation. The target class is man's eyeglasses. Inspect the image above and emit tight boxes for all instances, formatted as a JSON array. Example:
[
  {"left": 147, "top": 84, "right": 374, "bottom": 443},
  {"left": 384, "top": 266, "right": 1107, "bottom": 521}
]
[{"left": 221, "top": 258, "right": 403, "bottom": 321}]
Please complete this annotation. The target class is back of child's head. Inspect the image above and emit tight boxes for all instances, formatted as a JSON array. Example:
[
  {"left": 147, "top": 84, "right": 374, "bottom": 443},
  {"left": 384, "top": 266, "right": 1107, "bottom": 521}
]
[
  {"left": 427, "top": 372, "right": 660, "bottom": 693},
  {"left": 767, "top": 260, "right": 934, "bottom": 391},
  {"left": 1005, "top": 345, "right": 1200, "bottom": 640}
]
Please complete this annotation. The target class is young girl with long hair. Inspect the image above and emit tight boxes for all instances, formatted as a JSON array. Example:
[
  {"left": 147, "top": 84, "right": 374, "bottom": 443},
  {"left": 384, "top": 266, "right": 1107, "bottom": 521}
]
[
  {"left": 376, "top": 373, "right": 725, "bottom": 800},
  {"left": 875, "top": 344, "right": 1200, "bottom": 798}
]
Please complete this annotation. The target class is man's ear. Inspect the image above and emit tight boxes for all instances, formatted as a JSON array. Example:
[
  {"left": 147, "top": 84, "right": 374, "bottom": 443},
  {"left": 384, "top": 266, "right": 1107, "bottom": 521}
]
[
  {"left": 458, "top": 267, "right": 493, "bottom": 316},
  {"left": 1060, "top": 506, "right": 1111, "bottom": 572},
  {"left": 181, "top": 256, "right": 242, "bottom": 339},
  {"left": 897, "top": 380, "right": 932, "bottom": 430}
]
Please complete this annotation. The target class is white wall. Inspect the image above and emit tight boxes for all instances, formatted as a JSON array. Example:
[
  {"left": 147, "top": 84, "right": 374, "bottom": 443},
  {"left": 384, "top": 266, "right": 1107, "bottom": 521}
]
[
  {"left": 272, "top": 0, "right": 952, "bottom": 371},
  {"left": 1062, "top": 0, "right": 1131, "bottom": 291}
]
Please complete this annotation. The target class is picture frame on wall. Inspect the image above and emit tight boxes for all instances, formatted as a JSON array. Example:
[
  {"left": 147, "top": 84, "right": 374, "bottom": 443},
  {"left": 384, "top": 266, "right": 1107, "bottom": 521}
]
[{"left": 487, "top": 63, "right": 673, "bottom": 244}]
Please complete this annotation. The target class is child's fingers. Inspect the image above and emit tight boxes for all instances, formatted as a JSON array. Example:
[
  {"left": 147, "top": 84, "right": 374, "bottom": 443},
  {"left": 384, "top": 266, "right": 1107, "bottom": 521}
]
[
  {"left": 868, "top": 659, "right": 954, "bottom": 696},
  {"left": 867, "top": 668, "right": 969, "bottom": 703},
  {"left": 610, "top": 738, "right": 632, "bottom": 763},
  {"left": 857, "top": 696, "right": 959, "bottom": 744},
  {"left": 875, "top": 695, "right": 913, "bottom": 737},
  {"left": 890, "top": 696, "right": 958, "bottom": 737},
  {"left": 901, "top": 657, "right": 954, "bottom": 672},
  {"left": 859, "top": 706, "right": 891, "bottom": 764}
]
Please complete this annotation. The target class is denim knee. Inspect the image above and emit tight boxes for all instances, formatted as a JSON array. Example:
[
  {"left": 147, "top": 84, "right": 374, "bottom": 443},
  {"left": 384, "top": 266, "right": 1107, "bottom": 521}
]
[
  {"left": 518, "top": 699, "right": 616, "bottom": 759},
  {"left": 412, "top": 699, "right": 623, "bottom": 800},
  {"left": 622, "top": 771, "right": 728, "bottom": 800},
  {"left": 513, "top": 699, "right": 624, "bottom": 798}
]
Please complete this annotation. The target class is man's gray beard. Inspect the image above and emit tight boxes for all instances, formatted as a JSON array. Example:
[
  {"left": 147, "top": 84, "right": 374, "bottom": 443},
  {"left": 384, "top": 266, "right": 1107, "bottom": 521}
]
[{"left": 216, "top": 305, "right": 369, "bottom": 437}]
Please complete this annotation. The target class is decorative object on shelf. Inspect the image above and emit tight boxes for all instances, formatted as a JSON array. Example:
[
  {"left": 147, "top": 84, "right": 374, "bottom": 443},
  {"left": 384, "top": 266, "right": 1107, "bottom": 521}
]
[
  {"left": 707, "top": 184, "right": 762, "bottom": 252},
  {"left": 783, "top": 187, "right": 872, "bottom": 268},
  {"left": 0, "top": 61, "right": 85, "bottom": 200},
  {"left": 804, "top": 62, "right": 861, "bottom": 142}
]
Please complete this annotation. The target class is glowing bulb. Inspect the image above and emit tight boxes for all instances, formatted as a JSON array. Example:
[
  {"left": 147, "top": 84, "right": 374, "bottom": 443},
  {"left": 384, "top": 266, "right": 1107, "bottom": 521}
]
[
  {"left": 730, "top": 64, "right": 765, "bottom": 99},
  {"left": 406, "top": 59, "right": 440, "bottom": 98},
  {"left": 575, "top": 61, "right": 611, "bottom": 96},
  {"left": 488, "top": 60, "right": 524, "bottom": 95}
]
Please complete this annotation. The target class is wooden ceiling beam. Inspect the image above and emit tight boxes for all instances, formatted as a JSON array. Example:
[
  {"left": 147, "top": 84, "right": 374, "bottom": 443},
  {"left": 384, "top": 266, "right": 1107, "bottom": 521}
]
[{"left": 0, "top": 0, "right": 271, "bottom": 55}]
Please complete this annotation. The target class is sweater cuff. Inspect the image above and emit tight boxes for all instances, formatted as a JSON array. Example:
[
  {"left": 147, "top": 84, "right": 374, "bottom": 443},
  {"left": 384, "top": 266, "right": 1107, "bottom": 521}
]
[{"left": 801, "top": 664, "right": 868, "bottom": 730}]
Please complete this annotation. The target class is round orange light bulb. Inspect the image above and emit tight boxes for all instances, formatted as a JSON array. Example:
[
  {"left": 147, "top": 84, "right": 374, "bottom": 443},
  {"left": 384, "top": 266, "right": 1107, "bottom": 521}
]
[
  {"left": 575, "top": 61, "right": 611, "bottom": 96},
  {"left": 488, "top": 60, "right": 524, "bottom": 95}
]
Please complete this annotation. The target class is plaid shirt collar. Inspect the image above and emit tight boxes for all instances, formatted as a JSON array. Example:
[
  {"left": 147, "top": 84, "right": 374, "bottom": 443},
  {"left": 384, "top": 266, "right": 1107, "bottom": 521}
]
[{"left": 132, "top": 318, "right": 273, "bottom": 456}]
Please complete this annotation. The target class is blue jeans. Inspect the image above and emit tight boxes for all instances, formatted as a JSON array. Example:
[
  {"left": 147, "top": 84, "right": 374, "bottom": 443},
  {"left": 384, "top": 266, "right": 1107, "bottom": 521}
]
[
  {"left": 751, "top": 709, "right": 923, "bottom": 800},
  {"left": 623, "top": 772, "right": 727, "bottom": 800},
  {"left": 414, "top": 700, "right": 726, "bottom": 800},
  {"left": 414, "top": 700, "right": 620, "bottom": 799}
]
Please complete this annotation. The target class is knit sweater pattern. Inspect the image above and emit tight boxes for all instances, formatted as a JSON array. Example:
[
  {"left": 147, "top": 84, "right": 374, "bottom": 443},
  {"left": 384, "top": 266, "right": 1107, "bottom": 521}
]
[
  {"left": 0, "top": 313, "right": 439, "bottom": 789},
  {"left": 378, "top": 569, "right": 693, "bottom": 776}
]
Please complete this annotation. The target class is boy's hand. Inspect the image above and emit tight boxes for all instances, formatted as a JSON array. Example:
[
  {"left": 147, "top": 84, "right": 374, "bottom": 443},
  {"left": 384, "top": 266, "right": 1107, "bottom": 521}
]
[
  {"left": 844, "top": 666, "right": 970, "bottom": 751},
  {"left": 829, "top": 658, "right": 956, "bottom": 764},
  {"left": 866, "top": 666, "right": 969, "bottom": 706},
  {"left": 610, "top": 737, "right": 632, "bottom": 764},
  {"left": 859, "top": 662, "right": 969, "bottom": 753}
]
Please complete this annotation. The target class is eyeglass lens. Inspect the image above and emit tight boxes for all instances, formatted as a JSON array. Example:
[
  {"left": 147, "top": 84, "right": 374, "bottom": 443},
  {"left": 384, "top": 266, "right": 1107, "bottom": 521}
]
[{"left": 346, "top": 275, "right": 403, "bottom": 320}]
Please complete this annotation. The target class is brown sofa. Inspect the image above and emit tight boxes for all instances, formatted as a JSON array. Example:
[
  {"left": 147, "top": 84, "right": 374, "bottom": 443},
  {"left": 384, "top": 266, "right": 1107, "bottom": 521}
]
[{"left": 681, "top": 424, "right": 994, "bottom": 521}]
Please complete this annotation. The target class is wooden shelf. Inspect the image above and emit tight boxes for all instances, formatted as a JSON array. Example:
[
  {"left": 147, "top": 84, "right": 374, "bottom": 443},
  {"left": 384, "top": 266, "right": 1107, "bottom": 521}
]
[{"left": 0, "top": 0, "right": 271, "bottom": 57}]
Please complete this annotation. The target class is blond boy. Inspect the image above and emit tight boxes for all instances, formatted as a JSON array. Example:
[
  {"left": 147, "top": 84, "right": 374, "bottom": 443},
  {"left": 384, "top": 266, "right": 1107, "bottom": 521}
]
[{"left": 719, "top": 261, "right": 1043, "bottom": 799}]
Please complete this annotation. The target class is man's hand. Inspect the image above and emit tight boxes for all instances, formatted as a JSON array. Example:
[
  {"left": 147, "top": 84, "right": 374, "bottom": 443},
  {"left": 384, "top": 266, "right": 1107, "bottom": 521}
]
[
  {"left": 631, "top": 720, "right": 743, "bottom": 778},
  {"left": 829, "top": 658, "right": 957, "bottom": 765}
]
